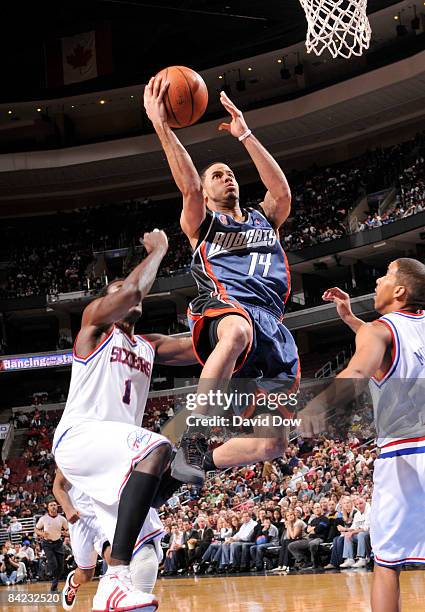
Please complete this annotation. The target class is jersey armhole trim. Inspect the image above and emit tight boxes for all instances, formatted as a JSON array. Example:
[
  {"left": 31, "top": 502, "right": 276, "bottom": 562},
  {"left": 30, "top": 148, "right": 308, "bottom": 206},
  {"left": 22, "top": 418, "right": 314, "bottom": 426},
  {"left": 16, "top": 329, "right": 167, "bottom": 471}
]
[
  {"left": 192, "top": 211, "right": 215, "bottom": 259},
  {"left": 370, "top": 319, "right": 399, "bottom": 386},
  {"left": 73, "top": 328, "right": 114, "bottom": 363}
]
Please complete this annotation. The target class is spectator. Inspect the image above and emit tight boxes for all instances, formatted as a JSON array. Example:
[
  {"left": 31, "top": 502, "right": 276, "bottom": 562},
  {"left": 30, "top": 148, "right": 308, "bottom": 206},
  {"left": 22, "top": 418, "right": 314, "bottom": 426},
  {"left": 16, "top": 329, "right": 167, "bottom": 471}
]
[
  {"left": 8, "top": 516, "right": 23, "bottom": 536},
  {"left": 162, "top": 524, "right": 185, "bottom": 576},
  {"left": 0, "top": 551, "right": 19, "bottom": 585},
  {"left": 249, "top": 517, "right": 279, "bottom": 571},
  {"left": 339, "top": 497, "right": 371, "bottom": 568},
  {"left": 288, "top": 502, "right": 330, "bottom": 569},
  {"left": 228, "top": 512, "right": 257, "bottom": 573},
  {"left": 324, "top": 495, "right": 357, "bottom": 570},
  {"left": 272, "top": 509, "right": 306, "bottom": 572},
  {"left": 189, "top": 516, "right": 214, "bottom": 570}
]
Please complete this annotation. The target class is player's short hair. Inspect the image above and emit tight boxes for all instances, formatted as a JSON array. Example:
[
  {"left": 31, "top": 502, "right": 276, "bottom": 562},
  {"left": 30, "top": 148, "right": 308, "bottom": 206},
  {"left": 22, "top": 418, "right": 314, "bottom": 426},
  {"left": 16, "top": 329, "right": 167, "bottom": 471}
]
[
  {"left": 97, "top": 278, "right": 126, "bottom": 298},
  {"left": 395, "top": 258, "right": 425, "bottom": 307},
  {"left": 199, "top": 161, "right": 229, "bottom": 184}
]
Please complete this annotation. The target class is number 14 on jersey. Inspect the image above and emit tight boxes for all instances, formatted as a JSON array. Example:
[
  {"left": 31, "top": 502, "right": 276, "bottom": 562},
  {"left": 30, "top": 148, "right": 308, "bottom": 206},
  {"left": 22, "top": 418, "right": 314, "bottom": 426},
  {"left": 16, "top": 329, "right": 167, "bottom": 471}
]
[{"left": 248, "top": 252, "right": 272, "bottom": 277}]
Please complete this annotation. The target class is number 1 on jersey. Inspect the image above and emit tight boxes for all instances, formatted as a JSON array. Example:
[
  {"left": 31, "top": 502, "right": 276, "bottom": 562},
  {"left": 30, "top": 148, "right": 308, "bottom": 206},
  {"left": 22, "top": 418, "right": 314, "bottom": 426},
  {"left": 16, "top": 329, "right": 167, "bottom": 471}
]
[
  {"left": 248, "top": 252, "right": 272, "bottom": 277},
  {"left": 122, "top": 379, "right": 132, "bottom": 405}
]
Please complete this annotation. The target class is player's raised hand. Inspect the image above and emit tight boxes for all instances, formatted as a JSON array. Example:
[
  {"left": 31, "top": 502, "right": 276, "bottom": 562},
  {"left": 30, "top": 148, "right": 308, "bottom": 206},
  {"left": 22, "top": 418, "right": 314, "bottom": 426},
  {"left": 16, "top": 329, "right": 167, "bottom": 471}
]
[
  {"left": 143, "top": 76, "right": 169, "bottom": 126},
  {"left": 322, "top": 287, "right": 354, "bottom": 322},
  {"left": 142, "top": 229, "right": 169, "bottom": 256},
  {"left": 218, "top": 91, "right": 249, "bottom": 138}
]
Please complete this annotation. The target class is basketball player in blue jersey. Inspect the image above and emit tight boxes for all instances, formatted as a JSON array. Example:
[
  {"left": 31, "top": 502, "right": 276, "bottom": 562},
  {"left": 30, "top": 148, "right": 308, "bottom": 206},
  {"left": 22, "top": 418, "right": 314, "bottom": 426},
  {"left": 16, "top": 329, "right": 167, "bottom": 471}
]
[
  {"left": 302, "top": 258, "right": 425, "bottom": 612},
  {"left": 144, "top": 77, "right": 299, "bottom": 478},
  {"left": 53, "top": 229, "right": 201, "bottom": 612}
]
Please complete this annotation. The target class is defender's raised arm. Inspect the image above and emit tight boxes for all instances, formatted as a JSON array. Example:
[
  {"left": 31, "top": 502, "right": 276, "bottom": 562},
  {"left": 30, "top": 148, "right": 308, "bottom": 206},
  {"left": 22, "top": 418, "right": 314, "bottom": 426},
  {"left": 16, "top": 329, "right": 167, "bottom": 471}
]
[{"left": 82, "top": 230, "right": 168, "bottom": 330}]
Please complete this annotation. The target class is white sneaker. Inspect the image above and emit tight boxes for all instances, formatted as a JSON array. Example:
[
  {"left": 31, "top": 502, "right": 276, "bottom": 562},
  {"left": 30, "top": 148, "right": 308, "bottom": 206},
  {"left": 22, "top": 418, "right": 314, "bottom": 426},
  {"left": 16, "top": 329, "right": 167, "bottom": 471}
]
[
  {"left": 270, "top": 566, "right": 284, "bottom": 572},
  {"left": 92, "top": 570, "right": 158, "bottom": 612},
  {"left": 340, "top": 558, "right": 356, "bottom": 568},
  {"left": 352, "top": 558, "right": 368, "bottom": 568}
]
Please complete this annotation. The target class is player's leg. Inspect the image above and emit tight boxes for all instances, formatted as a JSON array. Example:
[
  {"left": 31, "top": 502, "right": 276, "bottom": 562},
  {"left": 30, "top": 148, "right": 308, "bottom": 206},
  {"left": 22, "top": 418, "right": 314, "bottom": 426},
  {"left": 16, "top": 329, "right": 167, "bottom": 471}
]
[
  {"left": 62, "top": 568, "right": 95, "bottom": 611},
  {"left": 109, "top": 442, "right": 172, "bottom": 566},
  {"left": 102, "top": 543, "right": 158, "bottom": 594},
  {"left": 193, "top": 308, "right": 296, "bottom": 470},
  {"left": 93, "top": 448, "right": 170, "bottom": 612},
  {"left": 62, "top": 513, "right": 100, "bottom": 611},
  {"left": 181, "top": 312, "right": 252, "bottom": 422},
  {"left": 196, "top": 314, "right": 252, "bottom": 392},
  {"left": 205, "top": 435, "right": 286, "bottom": 469},
  {"left": 371, "top": 564, "right": 401, "bottom": 612},
  {"left": 170, "top": 311, "right": 252, "bottom": 481},
  {"left": 55, "top": 422, "right": 171, "bottom": 611},
  {"left": 130, "top": 544, "right": 159, "bottom": 593}
]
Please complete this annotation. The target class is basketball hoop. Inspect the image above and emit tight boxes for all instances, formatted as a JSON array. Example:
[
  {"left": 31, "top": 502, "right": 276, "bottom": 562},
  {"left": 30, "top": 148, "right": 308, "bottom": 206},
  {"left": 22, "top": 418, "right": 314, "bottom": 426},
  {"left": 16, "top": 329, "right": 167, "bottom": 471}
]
[{"left": 299, "top": 0, "right": 371, "bottom": 59}]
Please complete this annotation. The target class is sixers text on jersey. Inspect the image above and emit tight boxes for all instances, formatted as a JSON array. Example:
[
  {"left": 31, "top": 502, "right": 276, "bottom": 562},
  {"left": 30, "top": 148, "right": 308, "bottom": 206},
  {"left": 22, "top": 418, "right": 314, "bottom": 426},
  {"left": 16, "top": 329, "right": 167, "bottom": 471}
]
[{"left": 110, "top": 346, "right": 152, "bottom": 376}]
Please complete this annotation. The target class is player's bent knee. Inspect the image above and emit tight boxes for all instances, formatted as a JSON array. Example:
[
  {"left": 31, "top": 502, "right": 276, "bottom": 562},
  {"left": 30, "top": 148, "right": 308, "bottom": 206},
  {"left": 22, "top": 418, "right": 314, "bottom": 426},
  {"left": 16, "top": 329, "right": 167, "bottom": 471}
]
[
  {"left": 218, "top": 317, "right": 252, "bottom": 354},
  {"left": 259, "top": 438, "right": 286, "bottom": 461},
  {"left": 135, "top": 442, "right": 173, "bottom": 475}
]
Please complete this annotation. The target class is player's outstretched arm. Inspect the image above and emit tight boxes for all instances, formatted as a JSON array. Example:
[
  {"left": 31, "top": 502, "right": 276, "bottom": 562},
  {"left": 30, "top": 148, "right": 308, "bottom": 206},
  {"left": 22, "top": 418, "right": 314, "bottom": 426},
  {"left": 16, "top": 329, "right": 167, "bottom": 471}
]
[
  {"left": 83, "top": 230, "right": 168, "bottom": 329},
  {"left": 300, "top": 322, "right": 391, "bottom": 436},
  {"left": 322, "top": 287, "right": 364, "bottom": 333},
  {"left": 143, "top": 76, "right": 205, "bottom": 241},
  {"left": 337, "top": 321, "right": 391, "bottom": 379},
  {"left": 144, "top": 334, "right": 197, "bottom": 366},
  {"left": 52, "top": 468, "right": 80, "bottom": 524},
  {"left": 218, "top": 91, "right": 291, "bottom": 229}
]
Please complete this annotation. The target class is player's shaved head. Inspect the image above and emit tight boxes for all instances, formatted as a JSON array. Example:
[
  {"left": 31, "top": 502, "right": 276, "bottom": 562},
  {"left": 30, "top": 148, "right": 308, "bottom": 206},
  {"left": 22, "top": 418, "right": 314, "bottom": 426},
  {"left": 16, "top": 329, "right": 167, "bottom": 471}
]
[{"left": 394, "top": 258, "right": 425, "bottom": 308}]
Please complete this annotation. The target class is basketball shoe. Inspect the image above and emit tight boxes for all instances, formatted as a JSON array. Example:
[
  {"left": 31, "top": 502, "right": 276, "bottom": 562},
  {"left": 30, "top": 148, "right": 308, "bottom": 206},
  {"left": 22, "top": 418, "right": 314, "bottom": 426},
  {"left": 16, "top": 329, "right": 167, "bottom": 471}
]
[
  {"left": 62, "top": 570, "right": 79, "bottom": 610},
  {"left": 170, "top": 433, "right": 208, "bottom": 487},
  {"left": 92, "top": 568, "right": 158, "bottom": 612}
]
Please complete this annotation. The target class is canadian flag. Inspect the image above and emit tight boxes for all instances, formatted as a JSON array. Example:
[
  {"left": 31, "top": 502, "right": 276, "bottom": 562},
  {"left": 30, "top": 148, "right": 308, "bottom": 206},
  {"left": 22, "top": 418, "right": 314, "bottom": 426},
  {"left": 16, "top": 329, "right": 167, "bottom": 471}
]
[{"left": 45, "top": 25, "right": 113, "bottom": 87}]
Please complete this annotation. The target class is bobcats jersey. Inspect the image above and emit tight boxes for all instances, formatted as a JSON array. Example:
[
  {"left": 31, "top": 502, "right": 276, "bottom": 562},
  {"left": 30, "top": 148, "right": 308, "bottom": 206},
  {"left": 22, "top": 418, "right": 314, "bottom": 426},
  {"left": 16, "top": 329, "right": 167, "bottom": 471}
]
[
  {"left": 189, "top": 207, "right": 290, "bottom": 318},
  {"left": 53, "top": 326, "right": 155, "bottom": 446},
  {"left": 369, "top": 310, "right": 425, "bottom": 448}
]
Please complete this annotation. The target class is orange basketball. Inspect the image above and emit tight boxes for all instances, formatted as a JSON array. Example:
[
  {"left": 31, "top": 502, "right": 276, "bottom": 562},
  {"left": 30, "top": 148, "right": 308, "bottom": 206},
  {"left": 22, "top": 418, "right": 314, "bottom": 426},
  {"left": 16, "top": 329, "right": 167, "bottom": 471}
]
[{"left": 154, "top": 65, "right": 208, "bottom": 128}]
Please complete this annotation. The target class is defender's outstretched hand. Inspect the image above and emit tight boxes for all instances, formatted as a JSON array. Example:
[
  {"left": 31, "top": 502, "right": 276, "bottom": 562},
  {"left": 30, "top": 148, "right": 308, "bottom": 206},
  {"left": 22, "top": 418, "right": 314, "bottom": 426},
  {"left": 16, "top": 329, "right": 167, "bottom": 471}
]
[
  {"left": 218, "top": 91, "right": 249, "bottom": 138},
  {"left": 143, "top": 76, "right": 169, "bottom": 126},
  {"left": 322, "top": 287, "right": 354, "bottom": 322}
]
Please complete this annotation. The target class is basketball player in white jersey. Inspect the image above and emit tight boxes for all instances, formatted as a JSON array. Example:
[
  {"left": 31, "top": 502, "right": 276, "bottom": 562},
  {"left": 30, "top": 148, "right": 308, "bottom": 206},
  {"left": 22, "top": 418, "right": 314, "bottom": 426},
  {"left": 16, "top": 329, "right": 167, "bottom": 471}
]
[
  {"left": 303, "top": 257, "right": 425, "bottom": 612},
  {"left": 53, "top": 229, "right": 199, "bottom": 612},
  {"left": 53, "top": 469, "right": 163, "bottom": 610}
]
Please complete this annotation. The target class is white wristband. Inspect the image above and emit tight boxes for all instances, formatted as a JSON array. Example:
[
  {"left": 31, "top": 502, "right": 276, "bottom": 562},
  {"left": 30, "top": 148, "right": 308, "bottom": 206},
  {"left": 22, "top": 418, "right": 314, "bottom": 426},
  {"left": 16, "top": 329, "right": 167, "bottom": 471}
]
[{"left": 238, "top": 129, "right": 252, "bottom": 142}]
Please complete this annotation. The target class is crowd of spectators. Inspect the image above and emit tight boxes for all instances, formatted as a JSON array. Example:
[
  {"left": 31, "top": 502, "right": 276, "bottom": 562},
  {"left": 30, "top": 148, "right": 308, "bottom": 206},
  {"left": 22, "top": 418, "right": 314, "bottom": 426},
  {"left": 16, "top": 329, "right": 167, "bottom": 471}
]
[
  {"left": 1, "top": 132, "right": 425, "bottom": 300},
  {"left": 0, "top": 390, "right": 380, "bottom": 587},
  {"left": 157, "top": 435, "right": 376, "bottom": 576}
]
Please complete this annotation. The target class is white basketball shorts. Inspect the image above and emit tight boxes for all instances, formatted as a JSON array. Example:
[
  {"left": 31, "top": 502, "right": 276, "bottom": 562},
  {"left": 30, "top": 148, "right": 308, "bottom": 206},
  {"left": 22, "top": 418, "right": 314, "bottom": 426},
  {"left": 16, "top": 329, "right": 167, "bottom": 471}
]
[
  {"left": 370, "top": 438, "right": 425, "bottom": 568},
  {"left": 54, "top": 420, "right": 170, "bottom": 547}
]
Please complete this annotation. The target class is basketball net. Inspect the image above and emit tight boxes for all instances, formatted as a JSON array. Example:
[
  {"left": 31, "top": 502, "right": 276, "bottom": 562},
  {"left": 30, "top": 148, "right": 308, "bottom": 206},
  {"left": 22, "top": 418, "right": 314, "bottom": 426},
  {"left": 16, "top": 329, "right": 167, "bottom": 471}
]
[{"left": 299, "top": 0, "right": 371, "bottom": 59}]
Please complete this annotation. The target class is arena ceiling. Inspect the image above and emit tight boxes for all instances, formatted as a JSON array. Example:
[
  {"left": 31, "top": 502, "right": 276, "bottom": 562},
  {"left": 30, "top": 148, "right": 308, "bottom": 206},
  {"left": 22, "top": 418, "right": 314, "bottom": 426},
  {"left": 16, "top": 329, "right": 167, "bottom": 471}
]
[{"left": 1, "top": 0, "right": 403, "bottom": 102}]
